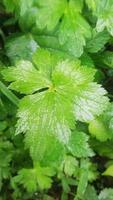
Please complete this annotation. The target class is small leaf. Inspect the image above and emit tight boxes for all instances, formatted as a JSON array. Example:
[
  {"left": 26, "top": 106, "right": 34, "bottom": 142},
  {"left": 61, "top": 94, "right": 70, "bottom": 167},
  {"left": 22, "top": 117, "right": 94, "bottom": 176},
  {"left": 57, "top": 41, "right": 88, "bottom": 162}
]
[
  {"left": 12, "top": 164, "right": 55, "bottom": 192},
  {"left": 76, "top": 159, "right": 89, "bottom": 199},
  {"left": 84, "top": 185, "right": 99, "bottom": 200},
  {"left": 5, "top": 34, "right": 38, "bottom": 63},
  {"left": 63, "top": 155, "right": 78, "bottom": 176},
  {"left": 58, "top": 0, "right": 91, "bottom": 57},
  {"left": 89, "top": 0, "right": 113, "bottom": 36},
  {"left": 99, "top": 188, "right": 113, "bottom": 200},
  {"left": 103, "top": 165, "right": 113, "bottom": 177},
  {"left": 100, "top": 51, "right": 113, "bottom": 68},
  {"left": 89, "top": 119, "right": 110, "bottom": 142},
  {"left": 89, "top": 103, "right": 113, "bottom": 141},
  {"left": 80, "top": 52, "right": 95, "bottom": 68},
  {"left": 86, "top": 30, "right": 110, "bottom": 53},
  {"left": 68, "top": 131, "right": 94, "bottom": 158}
]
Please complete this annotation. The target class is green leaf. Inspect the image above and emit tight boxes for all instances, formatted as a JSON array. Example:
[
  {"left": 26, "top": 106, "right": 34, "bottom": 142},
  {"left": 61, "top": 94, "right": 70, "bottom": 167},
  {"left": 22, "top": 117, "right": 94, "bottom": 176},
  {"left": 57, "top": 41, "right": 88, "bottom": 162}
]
[
  {"left": 99, "top": 188, "right": 113, "bottom": 200},
  {"left": 2, "top": 49, "right": 109, "bottom": 162},
  {"left": 72, "top": 0, "right": 83, "bottom": 13},
  {"left": 19, "top": 0, "right": 34, "bottom": 16},
  {"left": 85, "top": 0, "right": 97, "bottom": 10},
  {"left": 90, "top": 0, "right": 113, "bottom": 36},
  {"left": 84, "top": 185, "right": 99, "bottom": 200},
  {"left": 76, "top": 159, "right": 89, "bottom": 199},
  {"left": 3, "top": 0, "right": 18, "bottom": 12},
  {"left": 5, "top": 34, "right": 38, "bottom": 64},
  {"left": 16, "top": 88, "right": 74, "bottom": 143},
  {"left": 35, "top": 0, "right": 67, "bottom": 31},
  {"left": 3, "top": 0, "right": 90, "bottom": 58},
  {"left": 52, "top": 59, "right": 96, "bottom": 89},
  {"left": 34, "top": 165, "right": 55, "bottom": 190},
  {"left": 25, "top": 133, "right": 65, "bottom": 166},
  {"left": 100, "top": 51, "right": 113, "bottom": 68},
  {"left": 74, "top": 83, "right": 109, "bottom": 122},
  {"left": 89, "top": 119, "right": 111, "bottom": 142},
  {"left": 12, "top": 164, "right": 55, "bottom": 192},
  {"left": 63, "top": 155, "right": 78, "bottom": 176},
  {"left": 68, "top": 131, "right": 94, "bottom": 158},
  {"left": 103, "top": 165, "right": 113, "bottom": 177},
  {"left": 0, "top": 121, "right": 8, "bottom": 131},
  {"left": 80, "top": 52, "right": 95, "bottom": 68},
  {"left": 75, "top": 160, "right": 98, "bottom": 200},
  {"left": 19, "top": 0, "right": 67, "bottom": 32},
  {"left": 58, "top": 0, "right": 91, "bottom": 57},
  {"left": 91, "top": 139, "right": 113, "bottom": 159},
  {"left": 0, "top": 140, "right": 13, "bottom": 189},
  {"left": 89, "top": 103, "right": 113, "bottom": 141},
  {"left": 4, "top": 0, "right": 34, "bottom": 16},
  {"left": 86, "top": 30, "right": 110, "bottom": 53},
  {"left": 2, "top": 61, "right": 51, "bottom": 94},
  {"left": 32, "top": 48, "right": 65, "bottom": 77},
  {"left": 19, "top": 6, "right": 39, "bottom": 32}
]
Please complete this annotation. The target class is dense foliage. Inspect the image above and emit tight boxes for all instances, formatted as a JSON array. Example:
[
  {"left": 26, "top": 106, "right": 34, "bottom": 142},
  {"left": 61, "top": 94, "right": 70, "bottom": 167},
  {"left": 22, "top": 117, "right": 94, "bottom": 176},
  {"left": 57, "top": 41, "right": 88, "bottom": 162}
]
[{"left": 1, "top": 0, "right": 113, "bottom": 199}]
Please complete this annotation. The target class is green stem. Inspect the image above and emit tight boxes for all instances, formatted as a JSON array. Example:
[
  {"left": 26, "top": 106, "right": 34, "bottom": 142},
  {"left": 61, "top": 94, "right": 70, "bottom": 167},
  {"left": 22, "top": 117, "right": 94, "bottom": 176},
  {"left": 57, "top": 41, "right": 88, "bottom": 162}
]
[
  {"left": 0, "top": 81, "right": 19, "bottom": 107},
  {"left": 0, "top": 28, "right": 5, "bottom": 42}
]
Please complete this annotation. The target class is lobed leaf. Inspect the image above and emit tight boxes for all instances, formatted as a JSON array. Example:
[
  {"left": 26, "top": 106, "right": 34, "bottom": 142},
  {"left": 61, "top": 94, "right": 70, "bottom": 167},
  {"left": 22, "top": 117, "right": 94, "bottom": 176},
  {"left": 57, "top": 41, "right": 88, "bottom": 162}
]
[{"left": 2, "top": 49, "right": 109, "bottom": 162}]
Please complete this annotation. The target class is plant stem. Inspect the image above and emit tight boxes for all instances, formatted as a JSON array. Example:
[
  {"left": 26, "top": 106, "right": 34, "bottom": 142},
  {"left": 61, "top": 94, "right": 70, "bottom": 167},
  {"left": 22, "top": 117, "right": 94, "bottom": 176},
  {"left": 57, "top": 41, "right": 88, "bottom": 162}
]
[
  {"left": 0, "top": 81, "right": 19, "bottom": 107},
  {"left": 0, "top": 28, "right": 5, "bottom": 42}
]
